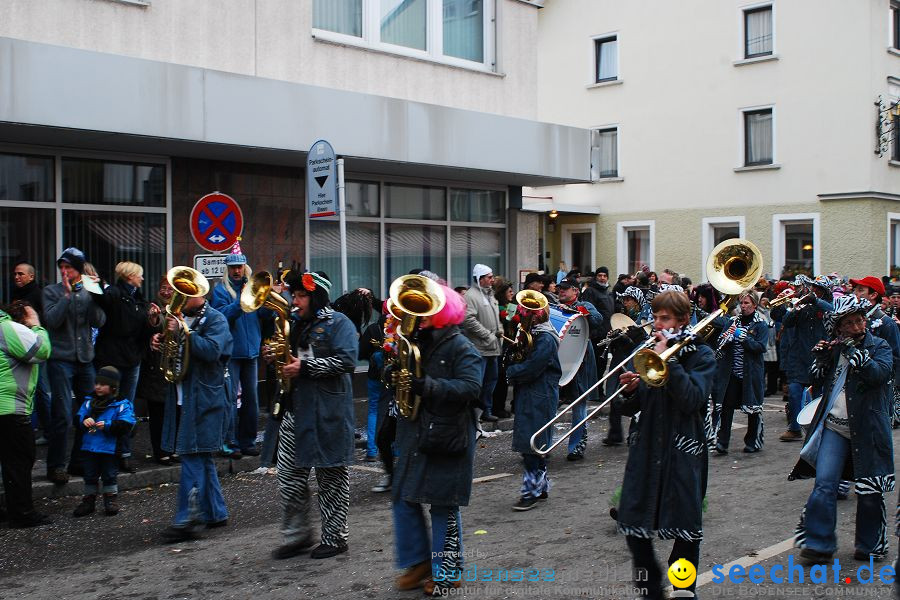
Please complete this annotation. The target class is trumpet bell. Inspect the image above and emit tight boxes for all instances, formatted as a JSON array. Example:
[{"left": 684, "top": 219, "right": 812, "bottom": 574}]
[
  {"left": 515, "top": 289, "right": 549, "bottom": 312},
  {"left": 706, "top": 238, "right": 763, "bottom": 297},
  {"left": 240, "top": 270, "right": 289, "bottom": 318},
  {"left": 166, "top": 266, "right": 210, "bottom": 314},
  {"left": 389, "top": 275, "right": 446, "bottom": 319},
  {"left": 632, "top": 348, "right": 668, "bottom": 388}
]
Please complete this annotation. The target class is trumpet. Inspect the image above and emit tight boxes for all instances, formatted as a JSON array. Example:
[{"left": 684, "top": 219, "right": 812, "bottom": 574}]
[
  {"left": 505, "top": 290, "right": 549, "bottom": 364},
  {"left": 161, "top": 266, "right": 210, "bottom": 383},
  {"left": 530, "top": 238, "right": 763, "bottom": 455},
  {"left": 769, "top": 288, "right": 796, "bottom": 308}
]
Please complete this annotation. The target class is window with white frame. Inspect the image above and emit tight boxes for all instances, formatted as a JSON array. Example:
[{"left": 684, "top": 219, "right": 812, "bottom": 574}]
[
  {"left": 312, "top": 0, "right": 494, "bottom": 69},
  {"left": 772, "top": 215, "right": 818, "bottom": 278},
  {"left": 591, "top": 127, "right": 618, "bottom": 180},
  {"left": 744, "top": 5, "right": 773, "bottom": 58},
  {"left": 701, "top": 217, "right": 745, "bottom": 280},
  {"left": 617, "top": 221, "right": 653, "bottom": 276},
  {"left": 743, "top": 108, "right": 773, "bottom": 166},
  {"left": 892, "top": 1, "right": 900, "bottom": 50},
  {"left": 890, "top": 215, "right": 900, "bottom": 276},
  {"left": 594, "top": 35, "right": 618, "bottom": 83}
]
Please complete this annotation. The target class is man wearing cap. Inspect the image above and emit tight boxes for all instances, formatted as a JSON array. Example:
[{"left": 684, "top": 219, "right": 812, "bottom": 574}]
[
  {"left": 210, "top": 240, "right": 272, "bottom": 457},
  {"left": 42, "top": 248, "right": 107, "bottom": 484},
  {"left": 851, "top": 275, "right": 900, "bottom": 428},
  {"left": 581, "top": 267, "right": 614, "bottom": 341},
  {"left": 777, "top": 276, "right": 832, "bottom": 442},
  {"left": 557, "top": 278, "right": 603, "bottom": 461},
  {"left": 462, "top": 264, "right": 502, "bottom": 423}
]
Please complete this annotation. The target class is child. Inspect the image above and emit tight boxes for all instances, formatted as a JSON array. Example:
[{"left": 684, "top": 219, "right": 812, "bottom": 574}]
[{"left": 73, "top": 366, "right": 136, "bottom": 517}]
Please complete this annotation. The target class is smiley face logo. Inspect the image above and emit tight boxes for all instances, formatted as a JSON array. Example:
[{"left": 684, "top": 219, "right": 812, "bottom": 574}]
[{"left": 667, "top": 558, "right": 697, "bottom": 589}]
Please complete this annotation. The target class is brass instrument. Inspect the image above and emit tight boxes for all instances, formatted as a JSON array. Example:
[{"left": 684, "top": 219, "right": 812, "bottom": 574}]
[
  {"left": 769, "top": 288, "right": 796, "bottom": 308},
  {"left": 530, "top": 238, "right": 763, "bottom": 455},
  {"left": 505, "top": 290, "right": 549, "bottom": 363},
  {"left": 388, "top": 275, "right": 446, "bottom": 420},
  {"left": 162, "top": 266, "right": 210, "bottom": 383},
  {"left": 240, "top": 271, "right": 292, "bottom": 415},
  {"left": 632, "top": 239, "right": 763, "bottom": 387}
]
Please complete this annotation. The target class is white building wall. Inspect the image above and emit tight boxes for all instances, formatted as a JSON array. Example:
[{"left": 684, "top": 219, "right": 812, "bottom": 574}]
[{"left": 0, "top": 0, "right": 539, "bottom": 119}]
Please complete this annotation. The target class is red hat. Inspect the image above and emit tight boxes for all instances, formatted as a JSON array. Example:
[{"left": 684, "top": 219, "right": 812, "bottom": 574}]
[
  {"left": 773, "top": 280, "right": 791, "bottom": 295},
  {"left": 849, "top": 276, "right": 885, "bottom": 298}
]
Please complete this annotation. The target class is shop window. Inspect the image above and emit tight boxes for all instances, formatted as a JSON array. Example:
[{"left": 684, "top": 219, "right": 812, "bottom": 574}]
[
  {"left": 345, "top": 180, "right": 380, "bottom": 217},
  {"left": 0, "top": 207, "right": 56, "bottom": 304},
  {"left": 63, "top": 211, "right": 167, "bottom": 297},
  {"left": 62, "top": 158, "right": 165, "bottom": 207},
  {"left": 0, "top": 153, "right": 54, "bottom": 202},
  {"left": 450, "top": 226, "right": 504, "bottom": 288},
  {"left": 308, "top": 220, "right": 380, "bottom": 294},
  {"left": 384, "top": 184, "right": 446, "bottom": 220},
  {"left": 450, "top": 188, "right": 503, "bottom": 223},
  {"left": 385, "top": 224, "right": 446, "bottom": 287}
]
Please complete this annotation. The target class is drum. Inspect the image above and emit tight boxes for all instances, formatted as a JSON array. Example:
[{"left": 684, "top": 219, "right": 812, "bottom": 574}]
[
  {"left": 797, "top": 387, "right": 820, "bottom": 427},
  {"left": 548, "top": 306, "right": 589, "bottom": 386}
]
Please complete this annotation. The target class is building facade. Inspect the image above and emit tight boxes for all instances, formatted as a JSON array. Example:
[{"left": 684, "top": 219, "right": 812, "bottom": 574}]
[
  {"left": 0, "top": 0, "right": 587, "bottom": 302},
  {"left": 529, "top": 0, "right": 900, "bottom": 282}
]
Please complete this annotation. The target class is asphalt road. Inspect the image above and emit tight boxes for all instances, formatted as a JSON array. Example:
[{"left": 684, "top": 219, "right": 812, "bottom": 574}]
[{"left": 3, "top": 399, "right": 898, "bottom": 599}]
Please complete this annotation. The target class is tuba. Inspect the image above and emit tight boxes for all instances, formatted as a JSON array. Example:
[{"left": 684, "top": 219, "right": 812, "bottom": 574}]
[
  {"left": 240, "top": 271, "right": 292, "bottom": 415},
  {"left": 505, "top": 290, "right": 549, "bottom": 364},
  {"left": 162, "top": 266, "right": 210, "bottom": 383},
  {"left": 388, "top": 275, "right": 446, "bottom": 420},
  {"left": 633, "top": 238, "right": 763, "bottom": 387}
]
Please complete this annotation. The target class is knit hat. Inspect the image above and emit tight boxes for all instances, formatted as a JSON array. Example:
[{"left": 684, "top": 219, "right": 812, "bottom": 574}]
[
  {"left": 286, "top": 271, "right": 332, "bottom": 295},
  {"left": 849, "top": 276, "right": 886, "bottom": 299},
  {"left": 95, "top": 365, "right": 121, "bottom": 390},
  {"left": 57, "top": 247, "right": 86, "bottom": 273},
  {"left": 824, "top": 295, "right": 868, "bottom": 335},
  {"left": 472, "top": 264, "right": 493, "bottom": 282},
  {"left": 224, "top": 238, "right": 247, "bottom": 266},
  {"left": 617, "top": 286, "right": 645, "bottom": 306},
  {"left": 595, "top": 266, "right": 609, "bottom": 276}
]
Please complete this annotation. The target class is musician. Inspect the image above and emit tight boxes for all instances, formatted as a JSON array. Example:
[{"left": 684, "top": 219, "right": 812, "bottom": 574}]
[
  {"left": 776, "top": 275, "right": 833, "bottom": 442},
  {"left": 713, "top": 291, "right": 769, "bottom": 454},
  {"left": 391, "top": 285, "right": 481, "bottom": 596},
  {"left": 849, "top": 276, "right": 900, "bottom": 428},
  {"left": 155, "top": 288, "right": 233, "bottom": 543},
  {"left": 616, "top": 290, "right": 717, "bottom": 599},
  {"left": 269, "top": 271, "right": 357, "bottom": 560},
  {"left": 789, "top": 295, "right": 894, "bottom": 564},
  {"left": 616, "top": 286, "right": 645, "bottom": 323},
  {"left": 556, "top": 278, "right": 602, "bottom": 461},
  {"left": 506, "top": 304, "right": 561, "bottom": 511},
  {"left": 600, "top": 302, "right": 649, "bottom": 447}
]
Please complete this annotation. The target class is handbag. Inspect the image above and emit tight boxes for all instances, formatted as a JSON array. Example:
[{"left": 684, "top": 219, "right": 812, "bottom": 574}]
[{"left": 418, "top": 408, "right": 470, "bottom": 457}]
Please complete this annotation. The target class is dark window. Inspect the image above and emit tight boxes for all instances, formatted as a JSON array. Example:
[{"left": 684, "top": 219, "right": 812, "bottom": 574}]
[
  {"left": 594, "top": 36, "right": 618, "bottom": 82},
  {"left": 744, "top": 109, "right": 773, "bottom": 166},
  {"left": 893, "top": 2, "right": 900, "bottom": 50},
  {"left": 0, "top": 153, "right": 54, "bottom": 202},
  {"left": 744, "top": 6, "right": 773, "bottom": 58},
  {"left": 893, "top": 113, "right": 900, "bottom": 162},
  {"left": 62, "top": 158, "right": 165, "bottom": 207}
]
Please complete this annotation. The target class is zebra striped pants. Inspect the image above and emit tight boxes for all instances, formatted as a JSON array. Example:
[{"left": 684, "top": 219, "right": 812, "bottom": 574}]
[{"left": 276, "top": 411, "right": 350, "bottom": 547}]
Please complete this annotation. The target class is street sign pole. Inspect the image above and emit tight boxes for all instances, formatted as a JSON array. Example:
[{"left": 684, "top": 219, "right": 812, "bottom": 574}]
[{"left": 337, "top": 157, "right": 348, "bottom": 295}]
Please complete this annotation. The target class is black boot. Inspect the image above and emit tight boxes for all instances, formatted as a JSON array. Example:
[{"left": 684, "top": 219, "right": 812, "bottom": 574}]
[
  {"left": 118, "top": 457, "right": 137, "bottom": 474},
  {"left": 73, "top": 495, "right": 96, "bottom": 517},
  {"left": 103, "top": 493, "right": 120, "bottom": 516}
]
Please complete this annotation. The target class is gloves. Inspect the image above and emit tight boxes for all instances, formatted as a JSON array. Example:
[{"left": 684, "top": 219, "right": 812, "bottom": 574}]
[
  {"left": 411, "top": 377, "right": 426, "bottom": 397},
  {"left": 734, "top": 327, "right": 747, "bottom": 341},
  {"left": 812, "top": 341, "right": 831, "bottom": 356},
  {"left": 847, "top": 348, "right": 870, "bottom": 370},
  {"left": 626, "top": 325, "right": 646, "bottom": 344}
]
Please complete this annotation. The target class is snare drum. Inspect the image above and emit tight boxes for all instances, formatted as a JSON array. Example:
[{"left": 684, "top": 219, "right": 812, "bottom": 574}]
[{"left": 548, "top": 306, "right": 589, "bottom": 386}]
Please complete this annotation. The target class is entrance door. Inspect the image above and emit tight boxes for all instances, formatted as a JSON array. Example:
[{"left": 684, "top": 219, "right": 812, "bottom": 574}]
[{"left": 562, "top": 224, "right": 596, "bottom": 275}]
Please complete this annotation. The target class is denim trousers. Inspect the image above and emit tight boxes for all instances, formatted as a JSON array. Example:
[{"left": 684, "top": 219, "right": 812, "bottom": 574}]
[
  {"left": 227, "top": 358, "right": 260, "bottom": 451},
  {"left": 802, "top": 427, "right": 884, "bottom": 554},
  {"left": 479, "top": 356, "right": 498, "bottom": 415},
  {"left": 786, "top": 381, "right": 806, "bottom": 433},
  {"left": 568, "top": 395, "right": 588, "bottom": 454},
  {"left": 111, "top": 364, "right": 141, "bottom": 459},
  {"left": 47, "top": 360, "right": 96, "bottom": 472},
  {"left": 82, "top": 451, "right": 119, "bottom": 495},
  {"left": 393, "top": 500, "right": 463, "bottom": 581},
  {"left": 173, "top": 453, "right": 228, "bottom": 526},
  {"left": 366, "top": 378, "right": 381, "bottom": 457}
]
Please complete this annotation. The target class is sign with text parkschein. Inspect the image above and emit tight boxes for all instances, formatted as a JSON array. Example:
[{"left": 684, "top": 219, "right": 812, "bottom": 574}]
[{"left": 306, "top": 140, "right": 338, "bottom": 218}]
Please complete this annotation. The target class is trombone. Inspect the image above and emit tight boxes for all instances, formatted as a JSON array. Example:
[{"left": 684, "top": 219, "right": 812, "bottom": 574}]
[{"left": 530, "top": 238, "right": 763, "bottom": 455}]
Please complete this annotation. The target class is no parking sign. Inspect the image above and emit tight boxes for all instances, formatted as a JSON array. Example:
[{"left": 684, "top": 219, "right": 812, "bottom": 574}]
[{"left": 190, "top": 192, "right": 244, "bottom": 252}]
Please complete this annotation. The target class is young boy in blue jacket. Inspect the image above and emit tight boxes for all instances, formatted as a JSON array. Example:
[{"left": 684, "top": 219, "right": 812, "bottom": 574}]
[{"left": 73, "top": 366, "right": 136, "bottom": 517}]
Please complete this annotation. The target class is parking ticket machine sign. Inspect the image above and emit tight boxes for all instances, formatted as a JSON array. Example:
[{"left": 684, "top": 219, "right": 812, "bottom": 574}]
[{"left": 307, "top": 140, "right": 338, "bottom": 218}]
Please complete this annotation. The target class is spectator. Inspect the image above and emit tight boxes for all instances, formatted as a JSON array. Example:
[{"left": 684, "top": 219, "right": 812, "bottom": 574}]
[
  {"left": 139, "top": 276, "right": 176, "bottom": 464},
  {"left": 11, "top": 263, "right": 50, "bottom": 442},
  {"left": 462, "top": 264, "right": 502, "bottom": 423},
  {"left": 0, "top": 303, "right": 52, "bottom": 527},
  {"left": 43, "top": 247, "right": 107, "bottom": 484},
  {"left": 92, "top": 261, "right": 151, "bottom": 473},
  {"left": 492, "top": 279, "right": 516, "bottom": 419}
]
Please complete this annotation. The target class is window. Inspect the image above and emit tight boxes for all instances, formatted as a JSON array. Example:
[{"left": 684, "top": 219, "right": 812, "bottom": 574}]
[
  {"left": 450, "top": 226, "right": 504, "bottom": 288},
  {"left": 616, "top": 221, "right": 654, "bottom": 276},
  {"left": 62, "top": 158, "right": 166, "bottom": 206},
  {"left": 0, "top": 153, "right": 54, "bottom": 203},
  {"left": 0, "top": 207, "right": 55, "bottom": 303},
  {"left": 385, "top": 183, "right": 446, "bottom": 219},
  {"left": 744, "top": 108, "right": 773, "bottom": 166},
  {"left": 894, "top": 112, "right": 900, "bottom": 162},
  {"left": 889, "top": 214, "right": 900, "bottom": 277},
  {"left": 701, "top": 217, "right": 745, "bottom": 280},
  {"left": 313, "top": 0, "right": 494, "bottom": 70},
  {"left": 744, "top": 5, "right": 773, "bottom": 58},
  {"left": 892, "top": 1, "right": 900, "bottom": 50},
  {"left": 591, "top": 128, "right": 618, "bottom": 180},
  {"left": 594, "top": 35, "right": 618, "bottom": 82},
  {"left": 772, "top": 214, "right": 819, "bottom": 278},
  {"left": 385, "top": 224, "right": 447, "bottom": 285}
]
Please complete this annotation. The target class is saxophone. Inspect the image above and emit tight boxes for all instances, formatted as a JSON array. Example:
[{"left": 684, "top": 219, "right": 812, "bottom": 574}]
[{"left": 162, "top": 267, "right": 210, "bottom": 383}]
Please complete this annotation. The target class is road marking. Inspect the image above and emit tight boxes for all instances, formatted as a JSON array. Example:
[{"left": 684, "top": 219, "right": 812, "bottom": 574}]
[
  {"left": 473, "top": 473, "right": 513, "bottom": 484},
  {"left": 696, "top": 536, "right": 795, "bottom": 588},
  {"left": 351, "top": 465, "right": 384, "bottom": 473}
]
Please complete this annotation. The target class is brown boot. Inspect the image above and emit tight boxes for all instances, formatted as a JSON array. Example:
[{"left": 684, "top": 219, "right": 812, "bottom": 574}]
[
  {"left": 103, "top": 493, "right": 120, "bottom": 516},
  {"left": 779, "top": 430, "right": 802, "bottom": 442},
  {"left": 395, "top": 560, "right": 431, "bottom": 591},
  {"left": 424, "top": 577, "right": 462, "bottom": 596}
]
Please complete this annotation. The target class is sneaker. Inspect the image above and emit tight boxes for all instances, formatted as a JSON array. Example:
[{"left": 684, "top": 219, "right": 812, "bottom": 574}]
[
  {"left": 364, "top": 454, "right": 379, "bottom": 463},
  {"left": 47, "top": 468, "right": 70, "bottom": 485},
  {"left": 536, "top": 491, "right": 548, "bottom": 501},
  {"left": 566, "top": 452, "right": 584, "bottom": 462},
  {"left": 9, "top": 512, "right": 53, "bottom": 528},
  {"left": 161, "top": 524, "right": 201, "bottom": 544},
  {"left": 779, "top": 430, "right": 803, "bottom": 442},
  {"left": 372, "top": 474, "right": 392, "bottom": 493},
  {"left": 271, "top": 537, "right": 314, "bottom": 560},
  {"left": 73, "top": 495, "right": 96, "bottom": 518},
  {"left": 512, "top": 496, "right": 539, "bottom": 511},
  {"left": 221, "top": 446, "right": 242, "bottom": 460},
  {"left": 310, "top": 542, "right": 348, "bottom": 559},
  {"left": 799, "top": 548, "right": 833, "bottom": 564},
  {"left": 853, "top": 551, "right": 885, "bottom": 562},
  {"left": 743, "top": 446, "right": 760, "bottom": 454}
]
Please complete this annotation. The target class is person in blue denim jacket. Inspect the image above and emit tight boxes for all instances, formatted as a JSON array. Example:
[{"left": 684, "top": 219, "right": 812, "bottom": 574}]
[{"left": 72, "top": 366, "right": 136, "bottom": 517}]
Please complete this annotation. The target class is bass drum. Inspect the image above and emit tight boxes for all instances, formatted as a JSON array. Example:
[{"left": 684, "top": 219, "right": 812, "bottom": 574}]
[{"left": 548, "top": 306, "right": 589, "bottom": 386}]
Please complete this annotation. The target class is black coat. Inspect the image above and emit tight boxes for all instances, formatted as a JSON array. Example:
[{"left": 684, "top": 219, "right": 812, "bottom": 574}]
[
  {"left": 580, "top": 282, "right": 614, "bottom": 339},
  {"left": 93, "top": 281, "right": 152, "bottom": 369},
  {"left": 10, "top": 280, "right": 43, "bottom": 317}
]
